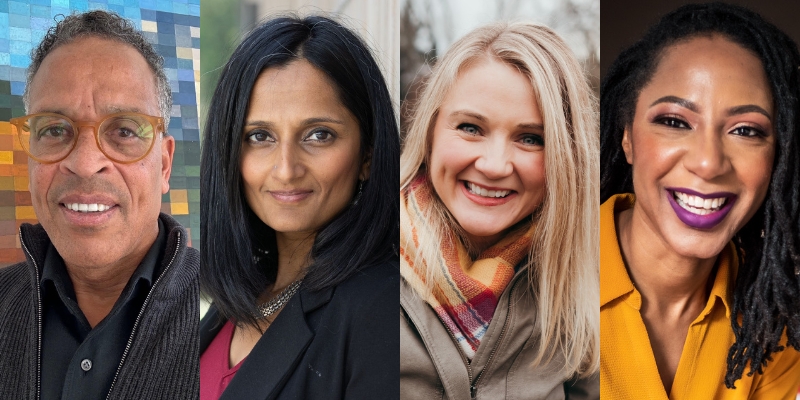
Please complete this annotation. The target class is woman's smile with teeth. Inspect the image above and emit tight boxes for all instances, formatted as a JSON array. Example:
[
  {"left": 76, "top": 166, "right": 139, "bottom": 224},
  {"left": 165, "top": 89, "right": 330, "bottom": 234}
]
[
  {"left": 466, "top": 181, "right": 511, "bottom": 198},
  {"left": 673, "top": 191, "right": 727, "bottom": 215}
]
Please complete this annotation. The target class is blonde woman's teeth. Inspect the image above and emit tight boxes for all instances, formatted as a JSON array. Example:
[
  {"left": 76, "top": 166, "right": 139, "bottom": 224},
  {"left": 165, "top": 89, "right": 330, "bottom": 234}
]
[{"left": 467, "top": 182, "right": 510, "bottom": 198}]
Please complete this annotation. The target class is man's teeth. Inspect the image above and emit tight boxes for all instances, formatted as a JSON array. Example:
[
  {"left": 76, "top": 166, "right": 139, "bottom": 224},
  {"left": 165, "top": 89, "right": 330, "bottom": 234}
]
[
  {"left": 673, "top": 191, "right": 727, "bottom": 215},
  {"left": 65, "top": 203, "right": 111, "bottom": 213},
  {"left": 467, "top": 182, "right": 510, "bottom": 198}
]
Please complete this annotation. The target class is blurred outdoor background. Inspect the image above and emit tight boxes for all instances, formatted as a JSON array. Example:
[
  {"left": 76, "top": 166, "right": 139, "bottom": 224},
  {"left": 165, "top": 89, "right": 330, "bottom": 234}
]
[
  {"left": 200, "top": 0, "right": 400, "bottom": 136},
  {"left": 400, "top": 0, "right": 599, "bottom": 137}
]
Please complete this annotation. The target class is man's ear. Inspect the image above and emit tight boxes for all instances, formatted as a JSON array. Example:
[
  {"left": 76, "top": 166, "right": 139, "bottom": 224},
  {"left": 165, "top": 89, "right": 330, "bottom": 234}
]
[{"left": 161, "top": 135, "right": 175, "bottom": 194}]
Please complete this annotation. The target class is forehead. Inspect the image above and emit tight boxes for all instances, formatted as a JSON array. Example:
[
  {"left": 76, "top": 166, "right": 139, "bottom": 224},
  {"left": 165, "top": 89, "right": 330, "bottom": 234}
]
[
  {"left": 27, "top": 36, "right": 159, "bottom": 117},
  {"left": 246, "top": 60, "right": 353, "bottom": 121},
  {"left": 643, "top": 36, "right": 772, "bottom": 107}
]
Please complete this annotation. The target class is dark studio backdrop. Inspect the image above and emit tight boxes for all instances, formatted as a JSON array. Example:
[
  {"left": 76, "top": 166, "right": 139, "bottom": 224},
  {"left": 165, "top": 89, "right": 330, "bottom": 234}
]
[{"left": 600, "top": 0, "right": 800, "bottom": 80}]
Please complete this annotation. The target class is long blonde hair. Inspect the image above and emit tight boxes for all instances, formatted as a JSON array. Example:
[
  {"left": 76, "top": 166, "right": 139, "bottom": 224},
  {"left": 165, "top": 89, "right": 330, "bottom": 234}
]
[{"left": 400, "top": 21, "right": 599, "bottom": 377}]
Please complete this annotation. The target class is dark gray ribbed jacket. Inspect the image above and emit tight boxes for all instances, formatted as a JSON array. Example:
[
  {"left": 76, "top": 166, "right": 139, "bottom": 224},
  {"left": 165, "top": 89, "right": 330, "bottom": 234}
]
[{"left": 0, "top": 213, "right": 199, "bottom": 400}]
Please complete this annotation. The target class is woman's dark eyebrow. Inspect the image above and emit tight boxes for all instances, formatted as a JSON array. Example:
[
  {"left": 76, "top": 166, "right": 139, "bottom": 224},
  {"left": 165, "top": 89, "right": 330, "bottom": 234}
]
[
  {"left": 650, "top": 96, "right": 698, "bottom": 112},
  {"left": 727, "top": 105, "right": 772, "bottom": 121},
  {"left": 244, "top": 117, "right": 346, "bottom": 127}
]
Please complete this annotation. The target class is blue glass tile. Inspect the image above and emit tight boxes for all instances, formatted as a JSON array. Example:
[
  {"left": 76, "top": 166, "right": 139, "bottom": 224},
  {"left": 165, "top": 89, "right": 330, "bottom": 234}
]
[
  {"left": 0, "top": 54, "right": 9, "bottom": 67},
  {"left": 175, "top": 35, "right": 191, "bottom": 47},
  {"left": 0, "top": 2, "right": 8, "bottom": 12},
  {"left": 163, "top": 56, "right": 176, "bottom": 68},
  {"left": 178, "top": 80, "right": 194, "bottom": 93},
  {"left": 140, "top": 8, "right": 156, "bottom": 20},
  {"left": 176, "top": 58, "right": 192, "bottom": 69},
  {"left": 10, "top": 81, "right": 24, "bottom": 96},
  {"left": 187, "top": 4, "right": 197, "bottom": 16},
  {"left": 52, "top": 0, "right": 70, "bottom": 8},
  {"left": 10, "top": 54, "right": 30, "bottom": 68},
  {"left": 172, "top": 3, "right": 187, "bottom": 15},
  {"left": 10, "top": 13, "right": 31, "bottom": 29},
  {"left": 51, "top": 6, "right": 71, "bottom": 17},
  {"left": 188, "top": 0, "right": 199, "bottom": 5},
  {"left": 87, "top": 3, "right": 108, "bottom": 11},
  {"left": 170, "top": 105, "right": 181, "bottom": 117},
  {"left": 182, "top": 117, "right": 197, "bottom": 129},
  {"left": 71, "top": 0, "right": 89, "bottom": 11},
  {"left": 0, "top": 14, "right": 8, "bottom": 30},
  {"left": 0, "top": 66, "right": 9, "bottom": 81},
  {"left": 156, "top": 21, "right": 173, "bottom": 34},
  {"left": 191, "top": 37, "right": 199, "bottom": 48},
  {"left": 30, "top": 5, "right": 50, "bottom": 18},
  {"left": 157, "top": 44, "right": 176, "bottom": 57},
  {"left": 30, "top": 17, "right": 50, "bottom": 31},
  {"left": 183, "top": 129, "right": 199, "bottom": 141},
  {"left": 124, "top": 0, "right": 137, "bottom": 6},
  {"left": 30, "top": 0, "right": 50, "bottom": 4},
  {"left": 108, "top": 4, "right": 124, "bottom": 14},
  {"left": 31, "top": 30, "right": 46, "bottom": 44},
  {"left": 9, "top": 67, "right": 25, "bottom": 82},
  {"left": 0, "top": 40, "right": 8, "bottom": 53},
  {"left": 139, "top": 0, "right": 157, "bottom": 10},
  {"left": 169, "top": 127, "right": 183, "bottom": 140},
  {"left": 168, "top": 116, "right": 181, "bottom": 129},
  {"left": 142, "top": 31, "right": 157, "bottom": 44},
  {"left": 9, "top": 27, "right": 31, "bottom": 42},
  {"left": 174, "top": 92, "right": 194, "bottom": 105},
  {"left": 168, "top": 79, "right": 179, "bottom": 91},
  {"left": 9, "top": 2, "right": 31, "bottom": 16},
  {"left": 157, "top": 33, "right": 175, "bottom": 46},
  {"left": 108, "top": 0, "right": 123, "bottom": 5},
  {"left": 174, "top": 24, "right": 190, "bottom": 37},
  {"left": 180, "top": 105, "right": 197, "bottom": 118},
  {"left": 10, "top": 41, "right": 31, "bottom": 55},
  {"left": 164, "top": 68, "right": 177, "bottom": 81},
  {"left": 177, "top": 69, "right": 193, "bottom": 82},
  {"left": 156, "top": 1, "right": 171, "bottom": 12},
  {"left": 156, "top": 11, "right": 173, "bottom": 23},
  {"left": 123, "top": 6, "right": 140, "bottom": 20}
]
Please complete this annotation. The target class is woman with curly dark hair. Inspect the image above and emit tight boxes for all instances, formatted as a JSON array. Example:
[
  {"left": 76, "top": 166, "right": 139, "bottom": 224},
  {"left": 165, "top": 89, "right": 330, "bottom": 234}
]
[{"left": 601, "top": 3, "right": 800, "bottom": 398}]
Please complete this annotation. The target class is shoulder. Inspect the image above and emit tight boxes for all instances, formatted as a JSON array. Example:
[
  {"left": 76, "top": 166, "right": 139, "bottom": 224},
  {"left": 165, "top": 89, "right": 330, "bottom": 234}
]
[
  {"left": 326, "top": 258, "right": 399, "bottom": 325},
  {"left": 0, "top": 262, "right": 33, "bottom": 294}
]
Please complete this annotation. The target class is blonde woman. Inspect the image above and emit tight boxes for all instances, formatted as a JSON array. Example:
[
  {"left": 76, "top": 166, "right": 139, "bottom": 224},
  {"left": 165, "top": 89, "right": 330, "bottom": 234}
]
[{"left": 399, "top": 21, "right": 599, "bottom": 399}]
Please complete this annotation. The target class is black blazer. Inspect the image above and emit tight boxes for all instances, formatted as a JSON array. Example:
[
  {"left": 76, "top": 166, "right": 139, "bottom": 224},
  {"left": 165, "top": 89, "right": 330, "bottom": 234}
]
[{"left": 200, "top": 259, "right": 400, "bottom": 400}]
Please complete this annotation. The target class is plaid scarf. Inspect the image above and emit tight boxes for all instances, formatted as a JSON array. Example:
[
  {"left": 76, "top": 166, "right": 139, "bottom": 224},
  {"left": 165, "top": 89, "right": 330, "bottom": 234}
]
[{"left": 400, "top": 174, "right": 534, "bottom": 359}]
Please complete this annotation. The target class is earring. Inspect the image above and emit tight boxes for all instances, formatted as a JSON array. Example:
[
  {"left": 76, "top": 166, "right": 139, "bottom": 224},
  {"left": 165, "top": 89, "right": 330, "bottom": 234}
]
[{"left": 352, "top": 180, "right": 364, "bottom": 205}]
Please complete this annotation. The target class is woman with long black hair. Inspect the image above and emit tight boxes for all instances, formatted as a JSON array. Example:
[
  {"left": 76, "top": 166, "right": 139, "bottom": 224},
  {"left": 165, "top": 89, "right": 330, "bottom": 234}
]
[{"left": 199, "top": 15, "right": 399, "bottom": 399}]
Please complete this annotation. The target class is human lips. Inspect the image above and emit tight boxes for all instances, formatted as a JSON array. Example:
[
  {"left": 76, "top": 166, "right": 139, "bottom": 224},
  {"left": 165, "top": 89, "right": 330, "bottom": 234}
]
[
  {"left": 666, "top": 187, "right": 737, "bottom": 229},
  {"left": 268, "top": 189, "right": 313, "bottom": 203},
  {"left": 461, "top": 180, "right": 516, "bottom": 206}
]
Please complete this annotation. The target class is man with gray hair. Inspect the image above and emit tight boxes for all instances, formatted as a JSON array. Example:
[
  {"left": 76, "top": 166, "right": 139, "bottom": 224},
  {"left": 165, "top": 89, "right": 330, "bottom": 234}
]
[{"left": 0, "top": 10, "right": 198, "bottom": 399}]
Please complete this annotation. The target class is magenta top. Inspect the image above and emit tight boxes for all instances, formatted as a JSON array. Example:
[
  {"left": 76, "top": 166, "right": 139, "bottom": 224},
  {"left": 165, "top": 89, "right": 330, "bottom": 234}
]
[{"left": 200, "top": 320, "right": 246, "bottom": 400}]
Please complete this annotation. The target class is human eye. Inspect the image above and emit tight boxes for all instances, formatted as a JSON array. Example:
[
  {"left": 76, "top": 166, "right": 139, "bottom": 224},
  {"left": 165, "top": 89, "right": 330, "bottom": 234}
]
[
  {"left": 303, "top": 128, "right": 336, "bottom": 143},
  {"left": 730, "top": 125, "right": 767, "bottom": 138},
  {"left": 457, "top": 123, "right": 480, "bottom": 135},
  {"left": 654, "top": 116, "right": 690, "bottom": 129},
  {"left": 104, "top": 116, "right": 152, "bottom": 141},
  {"left": 244, "top": 129, "right": 275, "bottom": 145},
  {"left": 37, "top": 124, "right": 72, "bottom": 139},
  {"left": 519, "top": 134, "right": 544, "bottom": 147}
]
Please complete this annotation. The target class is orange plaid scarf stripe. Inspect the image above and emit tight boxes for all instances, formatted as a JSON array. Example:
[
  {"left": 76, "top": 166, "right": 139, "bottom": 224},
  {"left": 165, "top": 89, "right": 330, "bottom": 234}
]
[{"left": 400, "top": 174, "right": 534, "bottom": 358}]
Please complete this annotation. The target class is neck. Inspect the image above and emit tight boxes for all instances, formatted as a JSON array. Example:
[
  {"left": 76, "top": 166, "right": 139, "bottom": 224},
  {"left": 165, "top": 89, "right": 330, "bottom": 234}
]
[
  {"left": 273, "top": 231, "right": 315, "bottom": 290},
  {"left": 618, "top": 206, "right": 717, "bottom": 317}
]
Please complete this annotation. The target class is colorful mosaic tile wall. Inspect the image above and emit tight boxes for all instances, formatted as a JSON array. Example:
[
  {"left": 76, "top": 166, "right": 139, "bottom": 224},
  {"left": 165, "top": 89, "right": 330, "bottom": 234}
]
[{"left": 0, "top": 0, "right": 201, "bottom": 264}]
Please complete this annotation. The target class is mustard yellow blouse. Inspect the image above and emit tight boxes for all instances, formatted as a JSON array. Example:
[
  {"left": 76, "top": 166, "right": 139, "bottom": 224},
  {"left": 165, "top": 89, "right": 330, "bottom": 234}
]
[{"left": 600, "top": 194, "right": 800, "bottom": 399}]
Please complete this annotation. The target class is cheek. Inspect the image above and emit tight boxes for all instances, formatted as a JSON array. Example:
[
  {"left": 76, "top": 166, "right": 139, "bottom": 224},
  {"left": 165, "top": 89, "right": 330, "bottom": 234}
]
[
  {"left": 518, "top": 153, "right": 546, "bottom": 203},
  {"left": 736, "top": 148, "right": 774, "bottom": 199},
  {"left": 429, "top": 131, "right": 474, "bottom": 180},
  {"left": 630, "top": 132, "right": 682, "bottom": 189},
  {"left": 240, "top": 151, "right": 269, "bottom": 193}
]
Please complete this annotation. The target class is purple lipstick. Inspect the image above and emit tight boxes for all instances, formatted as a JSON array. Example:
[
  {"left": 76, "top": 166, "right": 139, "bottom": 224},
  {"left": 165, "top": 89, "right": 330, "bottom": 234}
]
[{"left": 666, "top": 187, "right": 737, "bottom": 230}]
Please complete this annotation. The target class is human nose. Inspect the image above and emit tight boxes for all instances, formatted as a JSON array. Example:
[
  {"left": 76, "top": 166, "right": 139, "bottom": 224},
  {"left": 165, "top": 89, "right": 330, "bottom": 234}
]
[
  {"left": 271, "top": 142, "right": 305, "bottom": 182},
  {"left": 58, "top": 126, "right": 112, "bottom": 177},
  {"left": 682, "top": 128, "right": 732, "bottom": 180},
  {"left": 474, "top": 135, "right": 513, "bottom": 179}
]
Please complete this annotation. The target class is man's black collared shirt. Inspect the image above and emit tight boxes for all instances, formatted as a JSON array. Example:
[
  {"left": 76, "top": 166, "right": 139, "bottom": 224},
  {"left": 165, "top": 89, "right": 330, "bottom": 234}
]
[{"left": 39, "top": 222, "right": 166, "bottom": 400}]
